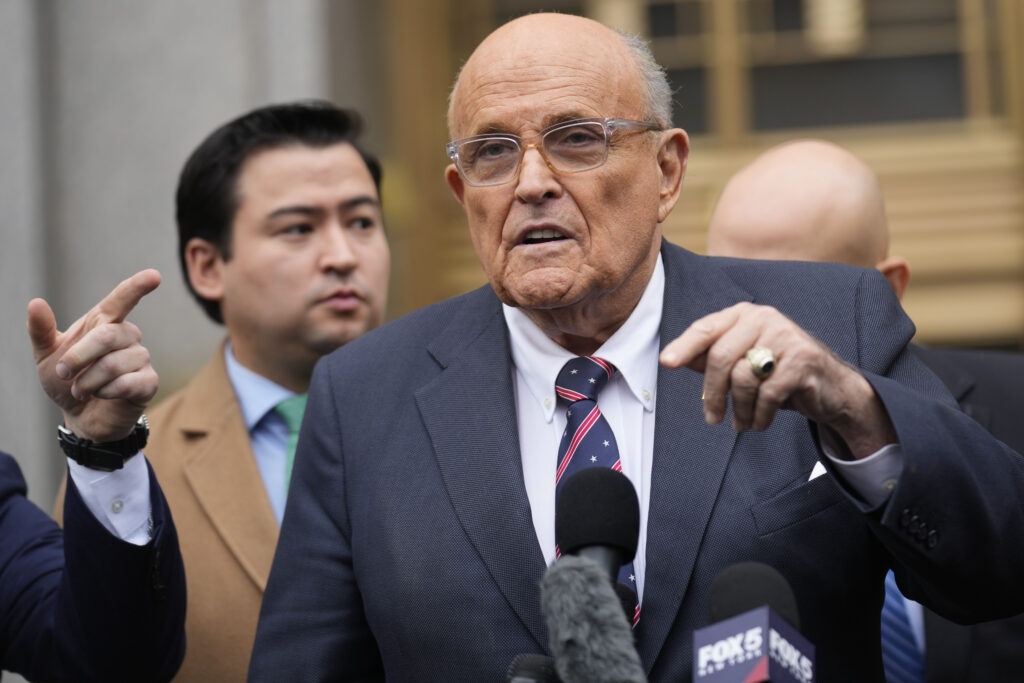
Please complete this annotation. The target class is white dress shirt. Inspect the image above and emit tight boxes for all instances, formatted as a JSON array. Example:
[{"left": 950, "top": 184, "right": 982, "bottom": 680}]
[
  {"left": 506, "top": 254, "right": 664, "bottom": 601},
  {"left": 68, "top": 453, "right": 152, "bottom": 545},
  {"left": 505, "top": 255, "right": 905, "bottom": 601}
]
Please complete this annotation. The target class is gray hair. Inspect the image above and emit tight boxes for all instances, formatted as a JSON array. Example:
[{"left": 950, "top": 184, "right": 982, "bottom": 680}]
[
  {"left": 446, "top": 22, "right": 674, "bottom": 136},
  {"left": 615, "top": 29, "right": 673, "bottom": 128}
]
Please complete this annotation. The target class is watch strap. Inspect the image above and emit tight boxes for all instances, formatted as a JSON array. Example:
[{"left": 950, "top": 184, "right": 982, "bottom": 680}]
[{"left": 57, "top": 414, "right": 149, "bottom": 471}]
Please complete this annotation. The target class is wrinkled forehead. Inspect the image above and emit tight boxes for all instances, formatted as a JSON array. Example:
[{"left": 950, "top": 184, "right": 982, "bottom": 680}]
[{"left": 449, "top": 17, "right": 644, "bottom": 138}]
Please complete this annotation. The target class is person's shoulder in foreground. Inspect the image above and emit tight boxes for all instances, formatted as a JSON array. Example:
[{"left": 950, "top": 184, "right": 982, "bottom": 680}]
[
  {"left": 4, "top": 269, "right": 185, "bottom": 682},
  {"left": 0, "top": 450, "right": 185, "bottom": 682},
  {"left": 912, "top": 345, "right": 1024, "bottom": 449}
]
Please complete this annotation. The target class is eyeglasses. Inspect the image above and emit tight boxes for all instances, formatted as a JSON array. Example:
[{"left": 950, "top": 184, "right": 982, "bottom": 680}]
[{"left": 446, "top": 117, "right": 663, "bottom": 187}]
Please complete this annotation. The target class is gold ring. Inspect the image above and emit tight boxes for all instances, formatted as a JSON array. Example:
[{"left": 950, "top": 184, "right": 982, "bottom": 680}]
[{"left": 745, "top": 347, "right": 776, "bottom": 380}]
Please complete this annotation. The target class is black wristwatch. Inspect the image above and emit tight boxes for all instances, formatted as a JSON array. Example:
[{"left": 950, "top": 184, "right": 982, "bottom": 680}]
[{"left": 57, "top": 414, "right": 149, "bottom": 471}]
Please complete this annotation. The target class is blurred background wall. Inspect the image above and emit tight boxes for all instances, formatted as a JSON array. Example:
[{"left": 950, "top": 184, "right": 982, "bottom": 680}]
[{"left": 1, "top": 0, "right": 1021, "bottom": 575}]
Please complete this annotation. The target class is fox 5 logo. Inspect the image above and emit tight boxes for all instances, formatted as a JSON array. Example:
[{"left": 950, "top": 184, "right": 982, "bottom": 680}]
[
  {"left": 769, "top": 628, "right": 814, "bottom": 682},
  {"left": 696, "top": 627, "right": 763, "bottom": 676}
]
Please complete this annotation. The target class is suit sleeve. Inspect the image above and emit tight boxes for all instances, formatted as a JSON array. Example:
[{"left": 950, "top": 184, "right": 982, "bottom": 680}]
[
  {"left": 0, "top": 452, "right": 186, "bottom": 682},
  {"left": 824, "top": 272, "right": 1024, "bottom": 623},
  {"left": 862, "top": 369, "right": 1024, "bottom": 622},
  {"left": 249, "top": 358, "right": 385, "bottom": 682}
]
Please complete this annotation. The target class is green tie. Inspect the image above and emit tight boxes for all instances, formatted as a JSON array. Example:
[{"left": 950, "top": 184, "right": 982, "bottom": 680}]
[{"left": 274, "top": 394, "right": 307, "bottom": 488}]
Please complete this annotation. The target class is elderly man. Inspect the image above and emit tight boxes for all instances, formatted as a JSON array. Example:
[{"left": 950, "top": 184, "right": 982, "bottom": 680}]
[
  {"left": 250, "top": 14, "right": 1024, "bottom": 681},
  {"left": 707, "top": 138, "right": 1024, "bottom": 683}
]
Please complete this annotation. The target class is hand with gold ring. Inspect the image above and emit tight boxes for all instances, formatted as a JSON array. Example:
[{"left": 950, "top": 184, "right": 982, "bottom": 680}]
[{"left": 657, "top": 301, "right": 897, "bottom": 457}]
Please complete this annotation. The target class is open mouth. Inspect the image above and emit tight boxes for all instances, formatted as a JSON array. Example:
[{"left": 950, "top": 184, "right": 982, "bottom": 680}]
[{"left": 522, "top": 228, "right": 569, "bottom": 245}]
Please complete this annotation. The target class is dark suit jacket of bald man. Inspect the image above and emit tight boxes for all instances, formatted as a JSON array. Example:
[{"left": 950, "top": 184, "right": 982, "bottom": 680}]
[
  {"left": 0, "top": 451, "right": 186, "bottom": 682},
  {"left": 910, "top": 346, "right": 1024, "bottom": 682},
  {"left": 251, "top": 242, "right": 1024, "bottom": 682}
]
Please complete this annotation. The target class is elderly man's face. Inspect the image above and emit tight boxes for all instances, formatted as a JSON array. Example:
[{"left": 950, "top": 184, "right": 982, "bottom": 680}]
[{"left": 445, "top": 18, "right": 683, "bottom": 322}]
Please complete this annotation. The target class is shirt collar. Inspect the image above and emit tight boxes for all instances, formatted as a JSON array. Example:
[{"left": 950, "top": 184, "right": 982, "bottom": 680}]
[
  {"left": 223, "top": 342, "right": 296, "bottom": 430},
  {"left": 504, "top": 254, "right": 665, "bottom": 421}
]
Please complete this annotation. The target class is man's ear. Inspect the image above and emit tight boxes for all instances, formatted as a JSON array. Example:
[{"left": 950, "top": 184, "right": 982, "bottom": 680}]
[
  {"left": 445, "top": 164, "right": 467, "bottom": 208},
  {"left": 184, "top": 237, "right": 226, "bottom": 302},
  {"left": 875, "top": 256, "right": 910, "bottom": 301},
  {"left": 656, "top": 128, "right": 689, "bottom": 223}
]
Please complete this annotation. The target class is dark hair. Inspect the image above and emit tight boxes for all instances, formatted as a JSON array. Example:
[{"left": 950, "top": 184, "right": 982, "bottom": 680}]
[{"left": 175, "top": 100, "right": 382, "bottom": 323}]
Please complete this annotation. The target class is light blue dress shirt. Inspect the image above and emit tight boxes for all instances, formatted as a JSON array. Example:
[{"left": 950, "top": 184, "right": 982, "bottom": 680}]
[{"left": 224, "top": 343, "right": 295, "bottom": 525}]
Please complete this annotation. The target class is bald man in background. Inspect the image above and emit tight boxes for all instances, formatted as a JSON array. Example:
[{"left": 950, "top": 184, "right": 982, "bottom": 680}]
[{"left": 707, "top": 138, "right": 1024, "bottom": 682}]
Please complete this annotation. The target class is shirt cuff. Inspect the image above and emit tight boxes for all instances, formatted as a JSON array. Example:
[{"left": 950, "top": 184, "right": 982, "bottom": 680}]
[
  {"left": 67, "top": 451, "right": 153, "bottom": 545},
  {"left": 820, "top": 428, "right": 903, "bottom": 508}
]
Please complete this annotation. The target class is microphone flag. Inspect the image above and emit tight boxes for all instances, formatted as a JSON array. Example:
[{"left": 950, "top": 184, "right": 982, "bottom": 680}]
[{"left": 693, "top": 606, "right": 814, "bottom": 683}]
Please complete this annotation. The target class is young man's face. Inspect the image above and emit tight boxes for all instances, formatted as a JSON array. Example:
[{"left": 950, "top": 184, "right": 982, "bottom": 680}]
[{"left": 200, "top": 142, "right": 390, "bottom": 389}]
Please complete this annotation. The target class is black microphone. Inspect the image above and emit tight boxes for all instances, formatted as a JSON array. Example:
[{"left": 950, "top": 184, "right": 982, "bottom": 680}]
[
  {"left": 540, "top": 555, "right": 647, "bottom": 683},
  {"left": 555, "top": 467, "right": 640, "bottom": 583},
  {"left": 693, "top": 562, "right": 815, "bottom": 683},
  {"left": 541, "top": 468, "right": 646, "bottom": 682},
  {"left": 706, "top": 562, "right": 800, "bottom": 627}
]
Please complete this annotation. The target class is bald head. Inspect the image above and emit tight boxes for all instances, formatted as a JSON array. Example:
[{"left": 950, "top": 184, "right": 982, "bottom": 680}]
[
  {"left": 447, "top": 13, "right": 670, "bottom": 137},
  {"left": 706, "top": 139, "right": 889, "bottom": 268}
]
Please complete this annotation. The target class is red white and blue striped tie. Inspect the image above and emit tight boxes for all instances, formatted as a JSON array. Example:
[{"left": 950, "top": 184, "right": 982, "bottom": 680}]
[{"left": 555, "top": 355, "right": 640, "bottom": 626}]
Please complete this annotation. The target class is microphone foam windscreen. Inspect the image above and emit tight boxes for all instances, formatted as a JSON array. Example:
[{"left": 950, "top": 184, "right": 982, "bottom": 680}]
[
  {"left": 555, "top": 468, "right": 640, "bottom": 558},
  {"left": 541, "top": 555, "right": 647, "bottom": 683},
  {"left": 705, "top": 561, "right": 800, "bottom": 630},
  {"left": 505, "top": 653, "right": 560, "bottom": 682}
]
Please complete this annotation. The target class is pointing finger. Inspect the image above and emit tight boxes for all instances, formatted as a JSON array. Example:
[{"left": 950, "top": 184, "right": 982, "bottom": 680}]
[
  {"left": 94, "top": 269, "right": 162, "bottom": 323},
  {"left": 659, "top": 306, "right": 741, "bottom": 369}
]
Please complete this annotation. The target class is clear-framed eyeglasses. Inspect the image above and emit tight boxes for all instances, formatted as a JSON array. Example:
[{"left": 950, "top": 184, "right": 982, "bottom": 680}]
[{"left": 446, "top": 117, "right": 663, "bottom": 187}]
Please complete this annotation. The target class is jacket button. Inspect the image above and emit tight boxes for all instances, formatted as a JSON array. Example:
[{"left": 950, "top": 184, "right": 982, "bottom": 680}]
[
  {"left": 908, "top": 515, "right": 921, "bottom": 534},
  {"left": 900, "top": 508, "right": 912, "bottom": 528},
  {"left": 927, "top": 530, "right": 939, "bottom": 549}
]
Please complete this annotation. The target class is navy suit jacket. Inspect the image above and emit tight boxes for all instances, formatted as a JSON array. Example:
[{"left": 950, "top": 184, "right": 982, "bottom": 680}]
[
  {"left": 0, "top": 451, "right": 186, "bottom": 682},
  {"left": 252, "top": 243, "right": 1024, "bottom": 682},
  {"left": 909, "top": 346, "right": 1024, "bottom": 682}
]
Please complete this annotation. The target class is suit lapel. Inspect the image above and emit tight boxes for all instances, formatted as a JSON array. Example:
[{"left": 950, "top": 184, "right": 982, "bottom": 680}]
[
  {"left": 178, "top": 349, "right": 280, "bottom": 591},
  {"left": 415, "top": 290, "right": 550, "bottom": 650},
  {"left": 637, "top": 244, "right": 754, "bottom": 668}
]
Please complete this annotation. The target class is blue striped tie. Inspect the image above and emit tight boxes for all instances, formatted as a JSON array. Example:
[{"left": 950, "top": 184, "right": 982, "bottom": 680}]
[
  {"left": 881, "top": 570, "right": 926, "bottom": 683},
  {"left": 555, "top": 356, "right": 640, "bottom": 626}
]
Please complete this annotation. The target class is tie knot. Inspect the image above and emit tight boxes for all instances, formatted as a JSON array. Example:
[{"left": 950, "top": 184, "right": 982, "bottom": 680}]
[
  {"left": 555, "top": 356, "right": 614, "bottom": 403},
  {"left": 274, "top": 394, "right": 308, "bottom": 435}
]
